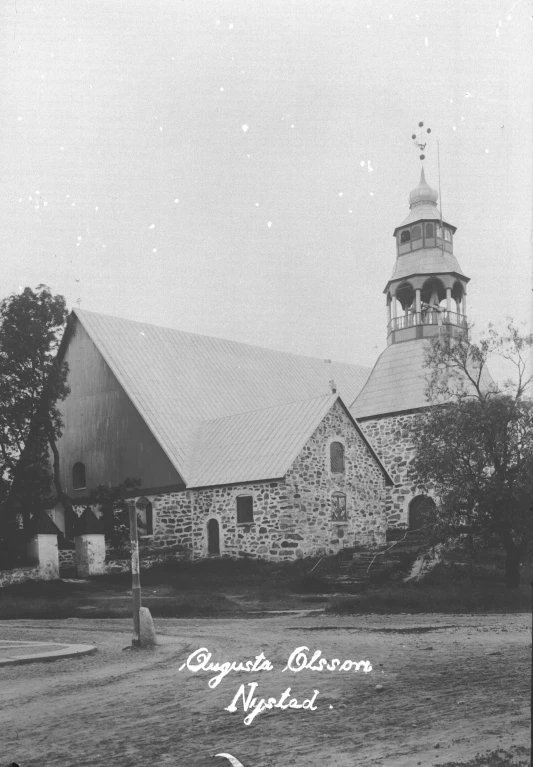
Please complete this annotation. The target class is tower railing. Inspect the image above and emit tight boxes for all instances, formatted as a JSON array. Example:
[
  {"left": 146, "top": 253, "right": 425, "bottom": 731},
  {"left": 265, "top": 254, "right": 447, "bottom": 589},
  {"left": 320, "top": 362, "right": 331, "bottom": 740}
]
[{"left": 387, "top": 310, "right": 467, "bottom": 335}]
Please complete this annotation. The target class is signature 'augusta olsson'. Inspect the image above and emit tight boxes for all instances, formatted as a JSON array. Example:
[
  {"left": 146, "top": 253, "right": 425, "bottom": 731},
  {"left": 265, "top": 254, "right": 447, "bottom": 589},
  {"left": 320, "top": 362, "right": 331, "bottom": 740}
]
[{"left": 179, "top": 646, "right": 372, "bottom": 725}]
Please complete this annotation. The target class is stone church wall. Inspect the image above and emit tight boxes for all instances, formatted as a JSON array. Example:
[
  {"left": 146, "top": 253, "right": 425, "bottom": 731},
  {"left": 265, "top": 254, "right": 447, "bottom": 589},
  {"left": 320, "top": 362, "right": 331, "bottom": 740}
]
[
  {"left": 358, "top": 413, "right": 424, "bottom": 528},
  {"left": 149, "top": 400, "right": 388, "bottom": 560}
]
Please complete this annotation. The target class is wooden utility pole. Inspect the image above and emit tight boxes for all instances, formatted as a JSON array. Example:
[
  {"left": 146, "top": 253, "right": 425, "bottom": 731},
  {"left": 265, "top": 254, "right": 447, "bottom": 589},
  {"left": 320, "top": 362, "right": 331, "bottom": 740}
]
[{"left": 128, "top": 500, "right": 141, "bottom": 648}]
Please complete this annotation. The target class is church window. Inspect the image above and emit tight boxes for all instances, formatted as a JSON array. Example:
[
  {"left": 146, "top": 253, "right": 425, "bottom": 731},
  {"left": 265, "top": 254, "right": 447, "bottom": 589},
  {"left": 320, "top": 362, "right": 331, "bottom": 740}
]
[
  {"left": 72, "top": 462, "right": 86, "bottom": 490},
  {"left": 136, "top": 496, "right": 153, "bottom": 536},
  {"left": 436, "top": 224, "right": 443, "bottom": 239},
  {"left": 411, "top": 225, "right": 422, "bottom": 241},
  {"left": 330, "top": 441, "right": 345, "bottom": 472},
  {"left": 444, "top": 228, "right": 452, "bottom": 241},
  {"left": 331, "top": 492, "right": 347, "bottom": 522},
  {"left": 236, "top": 495, "right": 254, "bottom": 524},
  {"left": 400, "top": 229, "right": 411, "bottom": 243},
  {"left": 425, "top": 223, "right": 434, "bottom": 237}
]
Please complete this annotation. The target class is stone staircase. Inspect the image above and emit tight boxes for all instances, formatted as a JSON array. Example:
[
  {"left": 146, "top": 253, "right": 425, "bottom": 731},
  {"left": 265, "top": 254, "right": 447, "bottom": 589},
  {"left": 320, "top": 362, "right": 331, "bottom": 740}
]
[{"left": 322, "top": 529, "right": 427, "bottom": 591}]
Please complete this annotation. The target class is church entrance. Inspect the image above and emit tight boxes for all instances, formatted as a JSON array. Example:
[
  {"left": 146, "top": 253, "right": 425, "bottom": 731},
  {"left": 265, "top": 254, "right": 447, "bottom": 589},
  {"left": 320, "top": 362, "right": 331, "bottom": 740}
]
[
  {"left": 408, "top": 495, "right": 436, "bottom": 531},
  {"left": 207, "top": 518, "right": 220, "bottom": 555}
]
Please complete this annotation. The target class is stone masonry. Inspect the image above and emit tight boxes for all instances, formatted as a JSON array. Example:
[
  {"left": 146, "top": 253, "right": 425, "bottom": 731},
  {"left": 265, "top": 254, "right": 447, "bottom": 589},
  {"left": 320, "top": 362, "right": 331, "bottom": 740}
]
[
  {"left": 359, "top": 412, "right": 425, "bottom": 529},
  {"left": 150, "top": 400, "right": 388, "bottom": 560}
]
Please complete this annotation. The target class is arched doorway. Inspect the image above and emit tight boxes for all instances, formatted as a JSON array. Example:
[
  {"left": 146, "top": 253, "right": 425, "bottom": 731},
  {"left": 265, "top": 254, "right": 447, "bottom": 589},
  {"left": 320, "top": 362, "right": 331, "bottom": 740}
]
[
  {"left": 207, "top": 518, "right": 220, "bottom": 555},
  {"left": 408, "top": 495, "right": 436, "bottom": 531}
]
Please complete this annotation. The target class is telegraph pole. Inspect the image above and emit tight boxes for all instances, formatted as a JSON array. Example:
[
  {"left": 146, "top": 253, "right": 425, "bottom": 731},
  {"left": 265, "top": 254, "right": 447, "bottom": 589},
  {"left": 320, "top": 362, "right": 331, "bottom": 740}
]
[{"left": 128, "top": 500, "right": 141, "bottom": 648}]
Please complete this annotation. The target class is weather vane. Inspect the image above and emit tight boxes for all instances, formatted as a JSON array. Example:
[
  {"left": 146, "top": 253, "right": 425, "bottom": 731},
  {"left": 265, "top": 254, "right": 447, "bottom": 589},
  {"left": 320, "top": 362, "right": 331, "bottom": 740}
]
[{"left": 411, "top": 121, "right": 431, "bottom": 161}]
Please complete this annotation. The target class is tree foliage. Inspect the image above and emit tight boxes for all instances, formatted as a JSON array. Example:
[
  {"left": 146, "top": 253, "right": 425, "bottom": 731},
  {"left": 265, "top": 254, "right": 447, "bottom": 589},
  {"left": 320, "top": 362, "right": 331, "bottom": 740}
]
[
  {"left": 87, "top": 478, "right": 142, "bottom": 552},
  {"left": 409, "top": 322, "right": 533, "bottom": 587},
  {"left": 0, "top": 285, "right": 69, "bottom": 532}
]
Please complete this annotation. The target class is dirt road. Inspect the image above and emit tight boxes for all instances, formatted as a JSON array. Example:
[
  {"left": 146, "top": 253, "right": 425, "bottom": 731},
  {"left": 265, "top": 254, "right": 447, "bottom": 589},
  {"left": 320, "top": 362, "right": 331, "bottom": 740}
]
[{"left": 0, "top": 613, "right": 530, "bottom": 767}]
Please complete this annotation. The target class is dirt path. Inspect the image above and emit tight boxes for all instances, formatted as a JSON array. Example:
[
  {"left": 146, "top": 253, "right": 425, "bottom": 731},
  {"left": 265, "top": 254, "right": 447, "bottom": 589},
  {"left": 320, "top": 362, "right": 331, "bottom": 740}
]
[{"left": 0, "top": 614, "right": 530, "bottom": 767}]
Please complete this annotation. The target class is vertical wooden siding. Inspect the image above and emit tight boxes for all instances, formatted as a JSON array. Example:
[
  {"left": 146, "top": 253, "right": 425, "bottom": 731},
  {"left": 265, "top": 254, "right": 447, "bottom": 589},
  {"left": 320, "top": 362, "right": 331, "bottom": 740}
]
[{"left": 57, "top": 322, "right": 184, "bottom": 497}]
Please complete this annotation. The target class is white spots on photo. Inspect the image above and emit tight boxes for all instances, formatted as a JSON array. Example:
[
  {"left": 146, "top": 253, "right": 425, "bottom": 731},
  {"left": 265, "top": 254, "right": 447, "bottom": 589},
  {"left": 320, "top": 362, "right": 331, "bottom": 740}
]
[
  {"left": 360, "top": 161, "right": 365, "bottom": 167},
  {"left": 425, "top": 37, "right": 429, "bottom": 46},
  {"left": 464, "top": 92, "right": 472, "bottom": 99},
  {"left": 220, "top": 87, "right": 225, "bottom": 92},
  {"left": 240, "top": 70, "right": 245, "bottom": 75},
  {"left": 149, "top": 223, "right": 155, "bottom": 229},
  {"left": 366, "top": 24, "right": 371, "bottom": 29},
  {"left": 152, "top": 248, "right": 157, "bottom": 253},
  {"left": 290, "top": 124, "right": 294, "bottom": 129},
  {"left": 102, "top": 244, "right": 106, "bottom": 249},
  {"left": 95, "top": 206, "right": 99, "bottom": 211},
  {"left": 140, "top": 332, "right": 146, "bottom": 336},
  {"left": 71, "top": 202, "right": 76, "bottom": 207},
  {"left": 43, "top": 201, "right": 48, "bottom": 207},
  {"left": 159, "top": 126, "right": 163, "bottom": 132},
  {"left": 389, "top": 14, "right": 393, "bottom": 19},
  {"left": 28, "top": 196, "right": 32, "bottom": 201},
  {"left": 369, "top": 192, "right": 374, "bottom": 197},
  {"left": 215, "top": 19, "right": 221, "bottom": 25},
  {"left": 241, "top": 124, "right": 249, "bottom": 133},
  {"left": 77, "top": 236, "right": 82, "bottom": 241},
  {"left": 76, "top": 242, "right": 80, "bottom": 247},
  {"left": 452, "top": 126, "right": 457, "bottom": 131},
  {"left": 60, "top": 146, "right": 64, "bottom": 151},
  {"left": 66, "top": 194, "right": 70, "bottom": 198},
  {"left": 349, "top": 209, "right": 353, "bottom": 214},
  {"left": 461, "top": 116, "right": 465, "bottom": 121},
  {"left": 50, "top": 52, "right": 54, "bottom": 58},
  {"left": 267, "top": 221, "right": 272, "bottom": 228},
  {"left": 174, "top": 198, "right": 179, "bottom": 204},
  {"left": 246, "top": 154, "right": 251, "bottom": 159},
  {"left": 228, "top": 23, "right": 234, "bottom": 30},
  {"left": 367, "top": 160, "right": 374, "bottom": 173},
  {"left": 255, "top": 202, "right": 259, "bottom": 207},
  {"left": 17, "top": 116, "right": 22, "bottom": 121},
  {"left": 485, "top": 148, "right": 490, "bottom": 154},
  {"left": 338, "top": 192, "right": 343, "bottom": 197},
  {"left": 18, "top": 198, "right": 22, "bottom": 203},
  {"left": 414, "top": 14, "right": 420, "bottom": 21}
]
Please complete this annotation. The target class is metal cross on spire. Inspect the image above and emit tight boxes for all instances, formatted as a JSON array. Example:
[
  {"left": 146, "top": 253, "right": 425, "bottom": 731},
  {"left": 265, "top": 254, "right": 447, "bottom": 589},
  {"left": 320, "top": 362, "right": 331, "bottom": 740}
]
[{"left": 411, "top": 121, "right": 432, "bottom": 161}]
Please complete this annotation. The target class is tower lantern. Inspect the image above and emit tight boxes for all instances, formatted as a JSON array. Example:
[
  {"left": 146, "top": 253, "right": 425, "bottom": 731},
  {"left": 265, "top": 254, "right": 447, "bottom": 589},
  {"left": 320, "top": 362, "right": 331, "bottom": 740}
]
[{"left": 384, "top": 167, "right": 469, "bottom": 346}]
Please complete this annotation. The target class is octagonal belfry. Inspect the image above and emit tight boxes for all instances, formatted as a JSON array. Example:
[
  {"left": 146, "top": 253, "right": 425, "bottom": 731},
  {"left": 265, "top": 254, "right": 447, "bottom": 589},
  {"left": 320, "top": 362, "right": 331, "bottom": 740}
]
[{"left": 385, "top": 167, "right": 469, "bottom": 346}]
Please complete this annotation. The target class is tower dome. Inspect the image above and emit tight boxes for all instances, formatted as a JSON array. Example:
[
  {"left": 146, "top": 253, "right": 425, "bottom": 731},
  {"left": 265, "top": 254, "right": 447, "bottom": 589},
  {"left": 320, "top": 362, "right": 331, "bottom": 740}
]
[{"left": 409, "top": 167, "right": 438, "bottom": 207}]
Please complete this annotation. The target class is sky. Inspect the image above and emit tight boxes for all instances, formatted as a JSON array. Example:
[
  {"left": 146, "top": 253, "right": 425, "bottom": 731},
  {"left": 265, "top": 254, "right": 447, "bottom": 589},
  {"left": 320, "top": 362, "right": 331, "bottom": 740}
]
[{"left": 1, "top": 0, "right": 531, "bottom": 370}]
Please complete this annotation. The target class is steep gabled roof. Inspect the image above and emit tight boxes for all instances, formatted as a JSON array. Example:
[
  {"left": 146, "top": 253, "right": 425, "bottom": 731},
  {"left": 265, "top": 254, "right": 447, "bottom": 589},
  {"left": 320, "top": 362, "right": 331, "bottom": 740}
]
[
  {"left": 187, "top": 394, "right": 391, "bottom": 487},
  {"left": 66, "top": 310, "right": 372, "bottom": 486}
]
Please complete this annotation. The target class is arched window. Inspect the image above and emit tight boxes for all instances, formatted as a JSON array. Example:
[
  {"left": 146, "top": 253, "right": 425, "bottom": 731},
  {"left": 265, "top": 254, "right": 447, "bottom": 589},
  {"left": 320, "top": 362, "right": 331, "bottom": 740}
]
[
  {"left": 236, "top": 495, "right": 254, "bottom": 524},
  {"left": 425, "top": 222, "right": 434, "bottom": 237},
  {"left": 411, "top": 225, "right": 422, "bottom": 241},
  {"left": 444, "top": 229, "right": 452, "bottom": 242},
  {"left": 136, "top": 496, "right": 153, "bottom": 536},
  {"left": 330, "top": 442, "right": 345, "bottom": 473},
  {"left": 331, "top": 492, "right": 347, "bottom": 521},
  {"left": 400, "top": 229, "right": 411, "bottom": 243},
  {"left": 72, "top": 462, "right": 86, "bottom": 490}
]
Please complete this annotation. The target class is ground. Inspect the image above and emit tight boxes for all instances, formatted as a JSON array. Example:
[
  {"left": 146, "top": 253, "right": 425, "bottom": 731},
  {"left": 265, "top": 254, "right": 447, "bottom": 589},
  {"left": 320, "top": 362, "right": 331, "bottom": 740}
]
[{"left": 0, "top": 613, "right": 530, "bottom": 767}]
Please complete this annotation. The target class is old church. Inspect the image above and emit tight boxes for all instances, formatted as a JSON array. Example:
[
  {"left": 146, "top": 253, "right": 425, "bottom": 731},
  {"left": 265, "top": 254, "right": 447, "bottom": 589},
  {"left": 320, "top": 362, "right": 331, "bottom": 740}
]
[{"left": 50, "top": 169, "right": 474, "bottom": 560}]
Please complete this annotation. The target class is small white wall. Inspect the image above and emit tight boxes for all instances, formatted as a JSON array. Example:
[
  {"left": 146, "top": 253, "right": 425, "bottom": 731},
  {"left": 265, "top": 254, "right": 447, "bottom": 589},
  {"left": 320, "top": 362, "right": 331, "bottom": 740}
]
[
  {"left": 27, "top": 534, "right": 60, "bottom": 580},
  {"left": 75, "top": 533, "right": 106, "bottom": 577}
]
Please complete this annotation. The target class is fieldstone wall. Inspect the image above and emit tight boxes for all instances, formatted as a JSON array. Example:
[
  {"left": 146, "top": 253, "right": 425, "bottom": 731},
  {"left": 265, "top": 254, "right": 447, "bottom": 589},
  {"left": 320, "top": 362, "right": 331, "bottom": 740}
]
[
  {"left": 0, "top": 566, "right": 41, "bottom": 588},
  {"left": 185, "top": 400, "right": 388, "bottom": 561},
  {"left": 151, "top": 491, "right": 193, "bottom": 548},
  {"left": 358, "top": 413, "right": 424, "bottom": 528},
  {"left": 59, "top": 549, "right": 76, "bottom": 568}
]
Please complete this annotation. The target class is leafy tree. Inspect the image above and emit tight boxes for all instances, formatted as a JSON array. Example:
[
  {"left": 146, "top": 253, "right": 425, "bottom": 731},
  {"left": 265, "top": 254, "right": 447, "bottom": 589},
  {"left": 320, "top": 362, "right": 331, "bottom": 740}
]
[
  {"left": 0, "top": 285, "right": 70, "bottom": 534},
  {"left": 409, "top": 322, "right": 533, "bottom": 588},
  {"left": 87, "top": 478, "right": 142, "bottom": 553}
]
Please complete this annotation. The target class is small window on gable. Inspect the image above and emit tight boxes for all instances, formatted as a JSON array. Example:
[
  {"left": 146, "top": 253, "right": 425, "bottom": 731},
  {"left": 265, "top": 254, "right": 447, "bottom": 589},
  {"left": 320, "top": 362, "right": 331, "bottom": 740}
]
[
  {"left": 236, "top": 495, "right": 254, "bottom": 524},
  {"left": 330, "top": 442, "right": 345, "bottom": 473},
  {"left": 136, "top": 497, "right": 153, "bottom": 536},
  {"left": 331, "top": 492, "right": 347, "bottom": 522},
  {"left": 425, "top": 222, "right": 434, "bottom": 237},
  {"left": 400, "top": 229, "right": 411, "bottom": 243},
  {"left": 72, "top": 462, "right": 86, "bottom": 490}
]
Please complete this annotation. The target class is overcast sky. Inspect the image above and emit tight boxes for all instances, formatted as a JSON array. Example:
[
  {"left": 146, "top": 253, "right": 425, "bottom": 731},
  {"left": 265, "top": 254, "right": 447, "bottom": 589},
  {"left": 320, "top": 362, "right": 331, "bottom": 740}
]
[{"left": 1, "top": 0, "right": 531, "bottom": 368}]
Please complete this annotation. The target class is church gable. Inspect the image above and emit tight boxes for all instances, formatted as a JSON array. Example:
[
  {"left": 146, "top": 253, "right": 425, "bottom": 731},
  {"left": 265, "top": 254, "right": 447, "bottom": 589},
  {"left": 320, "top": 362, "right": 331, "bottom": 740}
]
[{"left": 56, "top": 319, "right": 184, "bottom": 498}]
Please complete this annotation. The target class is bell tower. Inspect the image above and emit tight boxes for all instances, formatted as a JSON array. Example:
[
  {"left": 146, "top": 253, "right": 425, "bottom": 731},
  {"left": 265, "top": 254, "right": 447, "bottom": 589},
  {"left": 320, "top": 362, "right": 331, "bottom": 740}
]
[{"left": 385, "top": 167, "right": 469, "bottom": 346}]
